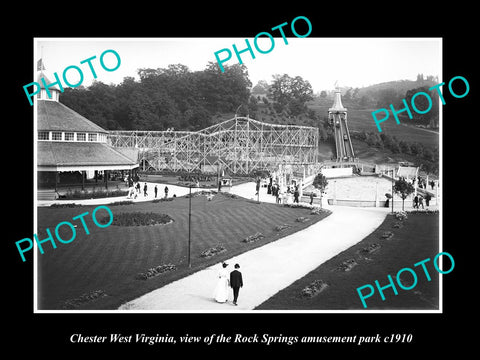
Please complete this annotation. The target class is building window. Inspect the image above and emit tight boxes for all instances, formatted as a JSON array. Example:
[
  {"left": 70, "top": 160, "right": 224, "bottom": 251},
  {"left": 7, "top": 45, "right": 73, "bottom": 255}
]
[
  {"left": 64, "top": 132, "right": 74, "bottom": 141},
  {"left": 52, "top": 132, "right": 62, "bottom": 141},
  {"left": 77, "top": 133, "right": 86, "bottom": 141},
  {"left": 38, "top": 131, "right": 49, "bottom": 140},
  {"left": 88, "top": 133, "right": 97, "bottom": 142}
]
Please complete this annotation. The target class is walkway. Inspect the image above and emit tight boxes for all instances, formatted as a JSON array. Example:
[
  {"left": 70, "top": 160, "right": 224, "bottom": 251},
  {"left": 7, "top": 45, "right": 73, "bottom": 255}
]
[
  {"left": 37, "top": 182, "right": 210, "bottom": 207},
  {"left": 118, "top": 199, "right": 388, "bottom": 311}
]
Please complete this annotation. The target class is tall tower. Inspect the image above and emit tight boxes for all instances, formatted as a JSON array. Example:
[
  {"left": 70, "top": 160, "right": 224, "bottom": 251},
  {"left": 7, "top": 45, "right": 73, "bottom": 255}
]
[
  {"left": 36, "top": 59, "right": 62, "bottom": 102},
  {"left": 328, "top": 86, "right": 355, "bottom": 161},
  {"left": 329, "top": 85, "right": 347, "bottom": 114}
]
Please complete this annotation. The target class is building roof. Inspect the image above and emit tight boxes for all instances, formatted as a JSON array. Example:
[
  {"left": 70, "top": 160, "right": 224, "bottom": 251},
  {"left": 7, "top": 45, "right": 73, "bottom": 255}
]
[
  {"left": 37, "top": 70, "right": 62, "bottom": 91},
  {"left": 38, "top": 99, "right": 107, "bottom": 133},
  {"left": 37, "top": 141, "right": 138, "bottom": 171}
]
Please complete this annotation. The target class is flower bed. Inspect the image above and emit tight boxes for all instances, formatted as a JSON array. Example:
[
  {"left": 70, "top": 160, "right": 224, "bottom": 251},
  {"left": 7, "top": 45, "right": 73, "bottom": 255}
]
[
  {"left": 152, "top": 197, "right": 175, "bottom": 203},
  {"left": 185, "top": 190, "right": 218, "bottom": 198},
  {"left": 242, "top": 232, "right": 265, "bottom": 243},
  {"left": 408, "top": 209, "right": 439, "bottom": 215},
  {"left": 283, "top": 203, "right": 313, "bottom": 209},
  {"left": 310, "top": 208, "right": 326, "bottom": 215},
  {"left": 334, "top": 258, "right": 358, "bottom": 272},
  {"left": 61, "top": 290, "right": 107, "bottom": 309},
  {"left": 394, "top": 211, "right": 408, "bottom": 221},
  {"left": 301, "top": 280, "right": 329, "bottom": 298},
  {"left": 50, "top": 203, "right": 81, "bottom": 208},
  {"left": 135, "top": 264, "right": 177, "bottom": 280},
  {"left": 60, "top": 187, "right": 128, "bottom": 200},
  {"left": 381, "top": 231, "right": 394, "bottom": 240},
  {"left": 109, "top": 200, "right": 134, "bottom": 206},
  {"left": 102, "top": 212, "right": 174, "bottom": 226},
  {"left": 200, "top": 245, "right": 226, "bottom": 258},
  {"left": 358, "top": 243, "right": 381, "bottom": 255},
  {"left": 275, "top": 224, "right": 291, "bottom": 232},
  {"left": 392, "top": 221, "right": 403, "bottom": 229}
]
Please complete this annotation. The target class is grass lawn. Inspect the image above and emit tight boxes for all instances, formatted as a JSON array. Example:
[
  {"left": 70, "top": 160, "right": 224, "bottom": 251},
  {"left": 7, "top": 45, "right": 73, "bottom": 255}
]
[
  {"left": 307, "top": 103, "right": 439, "bottom": 147},
  {"left": 256, "top": 211, "right": 439, "bottom": 310},
  {"left": 37, "top": 193, "right": 330, "bottom": 310}
]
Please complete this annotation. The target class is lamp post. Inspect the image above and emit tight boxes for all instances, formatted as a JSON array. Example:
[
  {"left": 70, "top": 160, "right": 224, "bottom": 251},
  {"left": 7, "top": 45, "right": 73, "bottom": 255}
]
[
  {"left": 188, "top": 185, "right": 192, "bottom": 268},
  {"left": 391, "top": 168, "right": 394, "bottom": 214}
]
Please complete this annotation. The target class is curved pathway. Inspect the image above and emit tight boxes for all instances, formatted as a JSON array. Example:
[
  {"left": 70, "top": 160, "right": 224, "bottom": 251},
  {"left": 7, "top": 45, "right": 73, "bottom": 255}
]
[{"left": 118, "top": 189, "right": 388, "bottom": 311}]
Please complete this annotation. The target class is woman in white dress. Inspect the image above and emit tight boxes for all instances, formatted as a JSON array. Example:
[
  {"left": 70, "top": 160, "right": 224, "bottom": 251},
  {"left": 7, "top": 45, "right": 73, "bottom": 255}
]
[{"left": 213, "top": 262, "right": 229, "bottom": 303}]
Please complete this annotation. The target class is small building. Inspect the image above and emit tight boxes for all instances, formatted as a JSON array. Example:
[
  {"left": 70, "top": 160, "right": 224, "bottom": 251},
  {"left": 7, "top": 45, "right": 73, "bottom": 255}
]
[{"left": 36, "top": 65, "right": 138, "bottom": 198}]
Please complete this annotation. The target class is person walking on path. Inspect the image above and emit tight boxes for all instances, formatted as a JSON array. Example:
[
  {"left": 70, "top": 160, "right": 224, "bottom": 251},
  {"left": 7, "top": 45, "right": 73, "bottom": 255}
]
[
  {"left": 213, "top": 262, "right": 229, "bottom": 303},
  {"left": 164, "top": 185, "right": 169, "bottom": 199},
  {"left": 229, "top": 264, "right": 243, "bottom": 306},
  {"left": 425, "top": 193, "right": 431, "bottom": 207},
  {"left": 413, "top": 195, "right": 419, "bottom": 209},
  {"left": 418, "top": 195, "right": 424, "bottom": 209},
  {"left": 294, "top": 186, "right": 299, "bottom": 203},
  {"left": 154, "top": 185, "right": 158, "bottom": 198}
]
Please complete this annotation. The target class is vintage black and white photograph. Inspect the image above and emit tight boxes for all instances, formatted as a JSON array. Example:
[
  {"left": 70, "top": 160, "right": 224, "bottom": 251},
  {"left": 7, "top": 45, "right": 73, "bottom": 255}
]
[{"left": 31, "top": 37, "right": 443, "bottom": 313}]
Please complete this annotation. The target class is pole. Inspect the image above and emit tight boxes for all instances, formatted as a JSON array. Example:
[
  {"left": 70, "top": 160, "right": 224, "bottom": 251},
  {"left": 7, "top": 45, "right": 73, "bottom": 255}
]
[
  {"left": 188, "top": 185, "right": 192, "bottom": 268},
  {"left": 256, "top": 178, "right": 260, "bottom": 203},
  {"left": 391, "top": 169, "right": 394, "bottom": 214}
]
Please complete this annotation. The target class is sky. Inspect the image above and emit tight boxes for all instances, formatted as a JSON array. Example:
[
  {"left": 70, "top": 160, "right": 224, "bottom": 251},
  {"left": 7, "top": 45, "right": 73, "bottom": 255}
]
[{"left": 35, "top": 38, "right": 442, "bottom": 93}]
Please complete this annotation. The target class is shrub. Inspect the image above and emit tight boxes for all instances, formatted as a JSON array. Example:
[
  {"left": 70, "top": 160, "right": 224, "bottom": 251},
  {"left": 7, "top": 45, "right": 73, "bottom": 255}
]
[
  {"left": 301, "top": 280, "right": 329, "bottom": 298},
  {"left": 381, "top": 231, "right": 394, "bottom": 240},
  {"left": 242, "top": 232, "right": 265, "bottom": 243},
  {"left": 152, "top": 197, "right": 174, "bottom": 203},
  {"left": 109, "top": 200, "right": 134, "bottom": 206},
  {"left": 135, "top": 264, "right": 177, "bottom": 280},
  {"left": 358, "top": 243, "right": 381, "bottom": 255},
  {"left": 200, "top": 245, "right": 226, "bottom": 258},
  {"left": 50, "top": 203, "right": 81, "bottom": 208},
  {"left": 394, "top": 211, "right": 408, "bottom": 221},
  {"left": 62, "top": 188, "right": 128, "bottom": 200},
  {"left": 335, "top": 259, "right": 358, "bottom": 272},
  {"left": 275, "top": 224, "right": 291, "bottom": 232},
  {"left": 61, "top": 290, "right": 107, "bottom": 309}
]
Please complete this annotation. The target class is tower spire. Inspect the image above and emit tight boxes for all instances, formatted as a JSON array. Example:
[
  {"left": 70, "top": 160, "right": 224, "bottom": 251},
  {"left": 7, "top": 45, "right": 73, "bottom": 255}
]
[{"left": 329, "top": 84, "right": 347, "bottom": 113}]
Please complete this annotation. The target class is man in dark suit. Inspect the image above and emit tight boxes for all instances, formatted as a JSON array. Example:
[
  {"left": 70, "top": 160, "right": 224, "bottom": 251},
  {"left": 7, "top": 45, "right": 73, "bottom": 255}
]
[{"left": 229, "top": 264, "right": 243, "bottom": 306}]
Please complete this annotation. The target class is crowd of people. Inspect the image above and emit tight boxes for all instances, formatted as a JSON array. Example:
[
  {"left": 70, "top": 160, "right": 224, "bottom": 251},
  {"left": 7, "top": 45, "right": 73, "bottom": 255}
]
[
  {"left": 266, "top": 181, "right": 301, "bottom": 205},
  {"left": 396, "top": 175, "right": 437, "bottom": 209},
  {"left": 125, "top": 177, "right": 172, "bottom": 200}
]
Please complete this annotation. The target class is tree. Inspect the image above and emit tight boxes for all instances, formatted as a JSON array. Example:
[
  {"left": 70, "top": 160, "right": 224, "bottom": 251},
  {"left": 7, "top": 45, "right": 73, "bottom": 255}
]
[
  {"left": 251, "top": 80, "right": 270, "bottom": 95},
  {"left": 269, "top": 74, "right": 313, "bottom": 116},
  {"left": 312, "top": 173, "right": 328, "bottom": 209},
  {"left": 61, "top": 61, "right": 254, "bottom": 132},
  {"left": 393, "top": 178, "right": 415, "bottom": 210},
  {"left": 404, "top": 86, "right": 439, "bottom": 126}
]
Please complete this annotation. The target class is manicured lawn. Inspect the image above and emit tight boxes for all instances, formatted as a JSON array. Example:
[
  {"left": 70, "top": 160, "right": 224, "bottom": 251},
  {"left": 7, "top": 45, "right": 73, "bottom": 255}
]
[
  {"left": 256, "top": 211, "right": 440, "bottom": 310},
  {"left": 36, "top": 193, "right": 330, "bottom": 310}
]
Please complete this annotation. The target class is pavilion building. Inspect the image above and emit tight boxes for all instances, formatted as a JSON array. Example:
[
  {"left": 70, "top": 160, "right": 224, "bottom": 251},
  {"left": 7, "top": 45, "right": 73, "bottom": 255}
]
[{"left": 36, "top": 68, "right": 138, "bottom": 198}]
